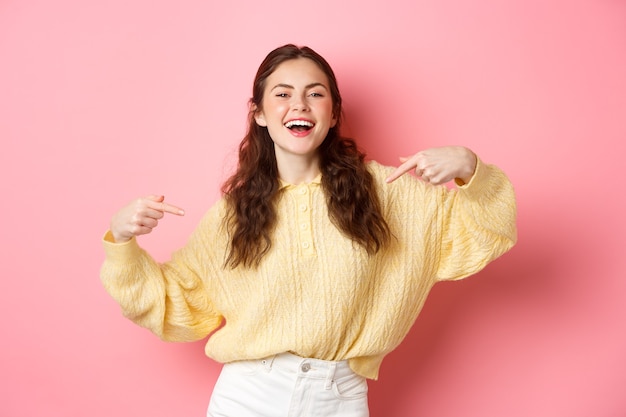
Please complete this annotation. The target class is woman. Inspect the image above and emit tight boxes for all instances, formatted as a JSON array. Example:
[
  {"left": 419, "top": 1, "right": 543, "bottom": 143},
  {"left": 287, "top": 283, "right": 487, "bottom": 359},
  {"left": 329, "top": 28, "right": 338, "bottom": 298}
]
[{"left": 101, "top": 44, "right": 517, "bottom": 416}]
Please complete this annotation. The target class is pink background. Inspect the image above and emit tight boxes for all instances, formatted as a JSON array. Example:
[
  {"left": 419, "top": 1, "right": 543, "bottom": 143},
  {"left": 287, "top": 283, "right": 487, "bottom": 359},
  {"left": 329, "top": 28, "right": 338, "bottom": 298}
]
[{"left": 1, "top": 0, "right": 625, "bottom": 416}]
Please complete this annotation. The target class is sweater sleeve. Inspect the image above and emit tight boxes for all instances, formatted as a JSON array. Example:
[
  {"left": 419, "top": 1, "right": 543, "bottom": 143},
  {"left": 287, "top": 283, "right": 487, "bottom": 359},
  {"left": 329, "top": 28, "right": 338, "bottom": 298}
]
[
  {"left": 435, "top": 158, "right": 517, "bottom": 281},
  {"left": 99, "top": 202, "right": 226, "bottom": 342}
]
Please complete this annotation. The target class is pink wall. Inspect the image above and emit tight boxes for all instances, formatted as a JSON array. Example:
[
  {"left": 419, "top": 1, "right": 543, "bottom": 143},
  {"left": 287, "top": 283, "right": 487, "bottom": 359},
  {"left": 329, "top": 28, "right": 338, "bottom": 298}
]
[{"left": 1, "top": 0, "right": 625, "bottom": 416}]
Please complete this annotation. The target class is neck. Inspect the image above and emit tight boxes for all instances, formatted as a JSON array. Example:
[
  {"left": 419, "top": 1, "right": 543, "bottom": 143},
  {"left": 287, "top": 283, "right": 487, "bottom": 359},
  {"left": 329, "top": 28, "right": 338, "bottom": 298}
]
[{"left": 275, "top": 153, "right": 321, "bottom": 185}]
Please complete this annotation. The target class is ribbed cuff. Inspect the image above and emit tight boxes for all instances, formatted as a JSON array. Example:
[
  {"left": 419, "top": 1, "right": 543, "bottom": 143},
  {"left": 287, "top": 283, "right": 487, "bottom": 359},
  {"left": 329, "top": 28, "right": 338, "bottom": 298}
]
[
  {"left": 457, "top": 157, "right": 512, "bottom": 208},
  {"left": 101, "top": 231, "right": 143, "bottom": 262}
]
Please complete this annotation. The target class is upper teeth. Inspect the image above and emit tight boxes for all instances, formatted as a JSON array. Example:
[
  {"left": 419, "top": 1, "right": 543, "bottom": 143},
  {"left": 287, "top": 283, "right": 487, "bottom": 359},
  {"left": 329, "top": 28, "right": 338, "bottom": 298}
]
[{"left": 285, "top": 120, "right": 314, "bottom": 128}]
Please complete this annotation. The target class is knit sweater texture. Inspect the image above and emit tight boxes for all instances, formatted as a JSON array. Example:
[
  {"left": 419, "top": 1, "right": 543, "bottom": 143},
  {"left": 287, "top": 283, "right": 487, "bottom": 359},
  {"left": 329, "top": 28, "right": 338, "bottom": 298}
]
[{"left": 100, "top": 159, "right": 517, "bottom": 380}]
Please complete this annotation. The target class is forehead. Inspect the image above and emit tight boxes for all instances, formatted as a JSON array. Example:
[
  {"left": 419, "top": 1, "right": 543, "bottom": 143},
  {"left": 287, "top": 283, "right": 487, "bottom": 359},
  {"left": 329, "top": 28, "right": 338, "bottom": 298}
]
[{"left": 265, "top": 58, "right": 330, "bottom": 88}]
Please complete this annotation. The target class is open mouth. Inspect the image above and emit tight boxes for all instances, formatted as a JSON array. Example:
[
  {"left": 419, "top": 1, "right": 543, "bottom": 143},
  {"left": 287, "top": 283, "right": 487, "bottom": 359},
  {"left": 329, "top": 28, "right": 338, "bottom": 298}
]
[{"left": 284, "top": 119, "right": 314, "bottom": 133}]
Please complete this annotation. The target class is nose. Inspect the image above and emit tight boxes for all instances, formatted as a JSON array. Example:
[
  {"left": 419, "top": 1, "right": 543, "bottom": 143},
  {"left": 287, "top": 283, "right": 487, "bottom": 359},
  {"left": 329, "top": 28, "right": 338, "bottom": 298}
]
[{"left": 291, "top": 94, "right": 309, "bottom": 112}]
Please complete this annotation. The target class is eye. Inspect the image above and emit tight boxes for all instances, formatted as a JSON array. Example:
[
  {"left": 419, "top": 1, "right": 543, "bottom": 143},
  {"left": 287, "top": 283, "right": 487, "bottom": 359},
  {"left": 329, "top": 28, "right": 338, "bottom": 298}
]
[
  {"left": 309, "top": 92, "right": 324, "bottom": 97},
  {"left": 275, "top": 92, "right": 289, "bottom": 98}
]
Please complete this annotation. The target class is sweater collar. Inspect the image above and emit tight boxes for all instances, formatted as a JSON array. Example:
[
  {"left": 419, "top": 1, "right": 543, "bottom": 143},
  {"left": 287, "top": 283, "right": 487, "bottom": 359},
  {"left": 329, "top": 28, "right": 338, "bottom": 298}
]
[{"left": 279, "top": 173, "right": 322, "bottom": 190}]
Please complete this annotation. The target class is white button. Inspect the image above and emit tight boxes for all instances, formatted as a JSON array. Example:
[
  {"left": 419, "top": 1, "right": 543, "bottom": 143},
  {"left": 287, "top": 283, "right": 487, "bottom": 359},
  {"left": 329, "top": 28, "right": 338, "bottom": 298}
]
[
  {"left": 302, "top": 242, "right": 310, "bottom": 249},
  {"left": 299, "top": 188, "right": 307, "bottom": 195},
  {"left": 301, "top": 363, "right": 311, "bottom": 372},
  {"left": 300, "top": 223, "right": 307, "bottom": 230},
  {"left": 299, "top": 204, "right": 307, "bottom": 212}
]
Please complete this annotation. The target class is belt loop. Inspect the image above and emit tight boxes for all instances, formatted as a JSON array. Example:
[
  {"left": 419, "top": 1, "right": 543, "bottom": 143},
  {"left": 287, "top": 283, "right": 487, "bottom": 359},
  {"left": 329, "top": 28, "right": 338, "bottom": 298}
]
[{"left": 324, "top": 362, "right": 337, "bottom": 390}]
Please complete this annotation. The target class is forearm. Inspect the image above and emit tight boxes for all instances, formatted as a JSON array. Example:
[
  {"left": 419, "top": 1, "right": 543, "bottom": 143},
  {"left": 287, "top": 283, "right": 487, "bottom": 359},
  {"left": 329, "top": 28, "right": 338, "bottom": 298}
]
[
  {"left": 437, "top": 160, "right": 517, "bottom": 281},
  {"left": 100, "top": 233, "right": 168, "bottom": 334},
  {"left": 100, "top": 232, "right": 220, "bottom": 341}
]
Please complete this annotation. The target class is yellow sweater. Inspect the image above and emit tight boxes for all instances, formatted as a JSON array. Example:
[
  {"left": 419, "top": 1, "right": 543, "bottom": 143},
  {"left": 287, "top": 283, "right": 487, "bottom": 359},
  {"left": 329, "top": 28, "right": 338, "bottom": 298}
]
[{"left": 100, "top": 159, "right": 517, "bottom": 380}]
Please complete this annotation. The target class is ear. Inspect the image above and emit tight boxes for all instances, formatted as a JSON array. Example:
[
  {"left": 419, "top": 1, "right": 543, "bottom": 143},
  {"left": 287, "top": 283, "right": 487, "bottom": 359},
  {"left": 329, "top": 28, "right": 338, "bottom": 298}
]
[
  {"left": 330, "top": 112, "right": 338, "bottom": 128},
  {"left": 251, "top": 103, "right": 267, "bottom": 127}
]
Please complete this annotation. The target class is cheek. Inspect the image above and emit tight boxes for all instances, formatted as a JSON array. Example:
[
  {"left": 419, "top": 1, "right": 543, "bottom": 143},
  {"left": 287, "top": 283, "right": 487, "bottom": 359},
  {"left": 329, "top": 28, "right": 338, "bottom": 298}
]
[{"left": 264, "top": 99, "right": 290, "bottom": 115}]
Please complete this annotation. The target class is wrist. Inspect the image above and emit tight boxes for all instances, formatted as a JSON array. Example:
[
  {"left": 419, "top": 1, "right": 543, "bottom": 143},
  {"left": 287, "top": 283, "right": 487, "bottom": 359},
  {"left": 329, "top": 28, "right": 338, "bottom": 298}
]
[
  {"left": 456, "top": 148, "right": 477, "bottom": 185},
  {"left": 110, "top": 229, "right": 131, "bottom": 244}
]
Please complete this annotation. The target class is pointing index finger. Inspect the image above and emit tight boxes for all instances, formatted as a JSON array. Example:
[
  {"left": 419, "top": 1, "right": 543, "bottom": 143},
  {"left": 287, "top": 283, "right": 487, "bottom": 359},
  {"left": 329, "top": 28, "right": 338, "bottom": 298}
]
[
  {"left": 149, "top": 199, "right": 185, "bottom": 216},
  {"left": 162, "top": 202, "right": 185, "bottom": 216},
  {"left": 385, "top": 157, "right": 417, "bottom": 183}
]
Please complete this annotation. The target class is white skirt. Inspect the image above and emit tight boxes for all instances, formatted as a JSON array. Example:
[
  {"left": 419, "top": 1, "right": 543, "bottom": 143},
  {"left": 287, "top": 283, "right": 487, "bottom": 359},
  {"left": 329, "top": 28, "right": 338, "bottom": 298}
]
[{"left": 207, "top": 352, "right": 369, "bottom": 417}]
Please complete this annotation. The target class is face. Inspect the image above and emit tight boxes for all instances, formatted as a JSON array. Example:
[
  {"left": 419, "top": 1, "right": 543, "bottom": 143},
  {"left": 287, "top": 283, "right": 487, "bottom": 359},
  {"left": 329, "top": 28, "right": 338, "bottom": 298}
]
[{"left": 254, "top": 58, "right": 337, "bottom": 164}]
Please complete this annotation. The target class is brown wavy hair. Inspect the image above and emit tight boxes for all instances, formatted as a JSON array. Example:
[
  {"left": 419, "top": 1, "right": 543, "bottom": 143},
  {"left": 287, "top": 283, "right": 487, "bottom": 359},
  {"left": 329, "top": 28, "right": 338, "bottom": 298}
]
[{"left": 222, "top": 44, "right": 390, "bottom": 268}]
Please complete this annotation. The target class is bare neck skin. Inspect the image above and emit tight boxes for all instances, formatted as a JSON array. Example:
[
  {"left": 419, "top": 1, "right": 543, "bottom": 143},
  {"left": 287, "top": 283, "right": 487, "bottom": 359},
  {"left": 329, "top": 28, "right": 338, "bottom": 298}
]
[{"left": 274, "top": 150, "right": 321, "bottom": 185}]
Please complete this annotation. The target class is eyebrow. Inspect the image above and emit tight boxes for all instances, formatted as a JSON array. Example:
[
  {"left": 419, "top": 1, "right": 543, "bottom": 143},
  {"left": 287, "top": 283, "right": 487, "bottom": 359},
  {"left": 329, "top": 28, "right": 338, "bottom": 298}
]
[{"left": 270, "top": 82, "right": 329, "bottom": 91}]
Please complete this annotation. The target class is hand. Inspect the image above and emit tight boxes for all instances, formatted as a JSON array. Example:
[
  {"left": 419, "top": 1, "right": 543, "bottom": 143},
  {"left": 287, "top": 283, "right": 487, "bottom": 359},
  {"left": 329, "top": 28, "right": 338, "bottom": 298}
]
[
  {"left": 385, "top": 146, "right": 477, "bottom": 185},
  {"left": 110, "top": 195, "right": 185, "bottom": 243}
]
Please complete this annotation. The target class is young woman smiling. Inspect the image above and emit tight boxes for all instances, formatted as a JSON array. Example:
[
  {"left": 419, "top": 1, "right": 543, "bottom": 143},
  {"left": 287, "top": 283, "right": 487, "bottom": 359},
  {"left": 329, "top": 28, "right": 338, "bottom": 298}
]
[{"left": 101, "top": 44, "right": 517, "bottom": 417}]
